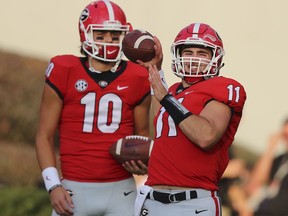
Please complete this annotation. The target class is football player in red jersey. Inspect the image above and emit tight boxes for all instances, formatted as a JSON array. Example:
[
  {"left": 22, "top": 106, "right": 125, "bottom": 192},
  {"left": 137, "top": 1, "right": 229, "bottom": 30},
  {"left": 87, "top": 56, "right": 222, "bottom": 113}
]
[
  {"left": 134, "top": 23, "right": 247, "bottom": 216},
  {"left": 35, "top": 1, "right": 151, "bottom": 215}
]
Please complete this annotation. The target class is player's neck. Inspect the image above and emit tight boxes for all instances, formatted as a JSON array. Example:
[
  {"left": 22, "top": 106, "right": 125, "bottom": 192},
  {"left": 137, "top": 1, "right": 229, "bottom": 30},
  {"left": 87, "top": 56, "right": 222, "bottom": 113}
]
[
  {"left": 182, "top": 80, "right": 191, "bottom": 88},
  {"left": 88, "top": 57, "right": 116, "bottom": 73}
]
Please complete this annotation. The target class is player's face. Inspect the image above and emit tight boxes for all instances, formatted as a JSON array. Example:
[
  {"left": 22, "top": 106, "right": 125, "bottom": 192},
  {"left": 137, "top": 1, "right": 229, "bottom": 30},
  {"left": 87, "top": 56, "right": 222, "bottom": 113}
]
[
  {"left": 181, "top": 47, "right": 212, "bottom": 74},
  {"left": 93, "top": 30, "right": 122, "bottom": 44},
  {"left": 90, "top": 30, "right": 124, "bottom": 65}
]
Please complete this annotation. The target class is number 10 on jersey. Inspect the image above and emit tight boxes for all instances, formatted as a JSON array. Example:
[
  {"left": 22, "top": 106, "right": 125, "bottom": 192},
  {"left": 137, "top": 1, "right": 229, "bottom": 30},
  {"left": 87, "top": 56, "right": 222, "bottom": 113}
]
[{"left": 81, "top": 92, "right": 122, "bottom": 133}]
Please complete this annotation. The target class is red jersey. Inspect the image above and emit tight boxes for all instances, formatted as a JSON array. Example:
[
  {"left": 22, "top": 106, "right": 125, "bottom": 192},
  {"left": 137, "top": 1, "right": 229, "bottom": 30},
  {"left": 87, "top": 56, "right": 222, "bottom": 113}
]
[
  {"left": 45, "top": 55, "right": 150, "bottom": 182},
  {"left": 146, "top": 76, "right": 246, "bottom": 190}
]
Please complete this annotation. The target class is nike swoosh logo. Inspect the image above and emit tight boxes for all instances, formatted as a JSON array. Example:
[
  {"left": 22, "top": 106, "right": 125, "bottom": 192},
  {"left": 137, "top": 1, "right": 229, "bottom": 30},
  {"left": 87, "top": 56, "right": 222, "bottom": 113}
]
[
  {"left": 45, "top": 176, "right": 51, "bottom": 181},
  {"left": 124, "top": 190, "right": 134, "bottom": 196},
  {"left": 125, "top": 141, "right": 135, "bottom": 148},
  {"left": 184, "top": 91, "right": 194, "bottom": 95},
  {"left": 107, "top": 49, "right": 117, "bottom": 55},
  {"left": 195, "top": 209, "right": 208, "bottom": 214},
  {"left": 117, "top": 85, "right": 129, "bottom": 90},
  {"left": 161, "top": 78, "right": 167, "bottom": 84}
]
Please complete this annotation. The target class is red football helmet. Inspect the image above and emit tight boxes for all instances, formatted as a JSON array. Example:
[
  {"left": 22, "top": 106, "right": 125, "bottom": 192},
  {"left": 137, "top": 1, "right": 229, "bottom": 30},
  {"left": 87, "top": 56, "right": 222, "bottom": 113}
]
[
  {"left": 171, "top": 23, "right": 224, "bottom": 84},
  {"left": 79, "top": 0, "right": 131, "bottom": 62}
]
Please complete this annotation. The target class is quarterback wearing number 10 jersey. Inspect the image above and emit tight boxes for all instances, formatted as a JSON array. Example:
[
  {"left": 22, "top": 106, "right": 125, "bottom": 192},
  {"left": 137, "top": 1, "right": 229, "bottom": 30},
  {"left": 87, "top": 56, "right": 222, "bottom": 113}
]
[
  {"left": 45, "top": 55, "right": 150, "bottom": 182},
  {"left": 146, "top": 76, "right": 246, "bottom": 191}
]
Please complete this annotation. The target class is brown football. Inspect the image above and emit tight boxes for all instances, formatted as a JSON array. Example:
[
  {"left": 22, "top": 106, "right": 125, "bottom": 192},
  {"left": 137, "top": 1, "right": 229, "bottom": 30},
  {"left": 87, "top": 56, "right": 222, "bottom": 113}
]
[
  {"left": 122, "top": 29, "right": 155, "bottom": 63},
  {"left": 109, "top": 135, "right": 154, "bottom": 166}
]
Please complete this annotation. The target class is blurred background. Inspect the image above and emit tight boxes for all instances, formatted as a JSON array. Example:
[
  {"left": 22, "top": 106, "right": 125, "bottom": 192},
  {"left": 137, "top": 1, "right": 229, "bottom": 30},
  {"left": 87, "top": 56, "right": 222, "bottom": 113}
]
[{"left": 0, "top": 0, "right": 288, "bottom": 215}]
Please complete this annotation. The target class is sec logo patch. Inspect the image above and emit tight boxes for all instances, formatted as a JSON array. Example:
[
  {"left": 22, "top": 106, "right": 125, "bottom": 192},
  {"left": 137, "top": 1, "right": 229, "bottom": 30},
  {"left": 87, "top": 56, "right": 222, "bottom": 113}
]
[{"left": 75, "top": 79, "right": 88, "bottom": 92}]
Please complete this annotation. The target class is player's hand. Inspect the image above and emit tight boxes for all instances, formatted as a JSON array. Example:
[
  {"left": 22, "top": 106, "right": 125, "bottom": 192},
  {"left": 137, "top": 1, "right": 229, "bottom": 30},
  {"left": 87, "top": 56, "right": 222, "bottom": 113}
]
[
  {"left": 137, "top": 36, "right": 163, "bottom": 70},
  {"left": 122, "top": 160, "right": 148, "bottom": 175},
  {"left": 149, "top": 65, "right": 168, "bottom": 101},
  {"left": 50, "top": 186, "right": 74, "bottom": 216}
]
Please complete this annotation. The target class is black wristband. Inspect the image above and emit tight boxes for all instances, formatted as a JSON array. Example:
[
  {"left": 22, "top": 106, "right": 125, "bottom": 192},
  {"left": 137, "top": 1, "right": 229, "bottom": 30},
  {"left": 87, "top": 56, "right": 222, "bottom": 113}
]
[
  {"left": 48, "top": 184, "right": 62, "bottom": 194},
  {"left": 160, "top": 94, "right": 192, "bottom": 125}
]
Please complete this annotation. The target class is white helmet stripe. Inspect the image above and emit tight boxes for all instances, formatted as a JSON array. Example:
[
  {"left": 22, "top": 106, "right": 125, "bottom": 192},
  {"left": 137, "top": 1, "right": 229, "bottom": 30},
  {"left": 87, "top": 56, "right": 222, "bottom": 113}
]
[
  {"left": 103, "top": 0, "right": 115, "bottom": 21},
  {"left": 192, "top": 23, "right": 201, "bottom": 38}
]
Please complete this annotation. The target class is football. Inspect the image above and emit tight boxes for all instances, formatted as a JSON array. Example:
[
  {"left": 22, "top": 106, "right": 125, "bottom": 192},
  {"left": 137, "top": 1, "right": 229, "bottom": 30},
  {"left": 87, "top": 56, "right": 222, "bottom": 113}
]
[
  {"left": 122, "top": 29, "right": 155, "bottom": 63},
  {"left": 109, "top": 135, "right": 154, "bottom": 166}
]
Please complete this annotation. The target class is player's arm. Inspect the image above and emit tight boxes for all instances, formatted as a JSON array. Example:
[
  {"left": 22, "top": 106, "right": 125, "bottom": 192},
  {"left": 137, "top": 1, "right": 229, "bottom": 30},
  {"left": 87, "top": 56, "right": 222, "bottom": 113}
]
[
  {"left": 133, "top": 94, "right": 151, "bottom": 137},
  {"left": 179, "top": 100, "right": 231, "bottom": 149},
  {"left": 35, "top": 84, "right": 74, "bottom": 215},
  {"left": 149, "top": 65, "right": 231, "bottom": 149},
  {"left": 36, "top": 84, "right": 62, "bottom": 173},
  {"left": 245, "top": 134, "right": 281, "bottom": 195}
]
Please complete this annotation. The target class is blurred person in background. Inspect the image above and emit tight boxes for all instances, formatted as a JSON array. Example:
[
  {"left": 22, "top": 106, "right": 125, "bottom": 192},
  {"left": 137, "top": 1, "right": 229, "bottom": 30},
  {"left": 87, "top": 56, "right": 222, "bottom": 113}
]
[
  {"left": 246, "top": 118, "right": 288, "bottom": 216},
  {"left": 219, "top": 149, "right": 252, "bottom": 216},
  {"left": 35, "top": 1, "right": 151, "bottom": 215}
]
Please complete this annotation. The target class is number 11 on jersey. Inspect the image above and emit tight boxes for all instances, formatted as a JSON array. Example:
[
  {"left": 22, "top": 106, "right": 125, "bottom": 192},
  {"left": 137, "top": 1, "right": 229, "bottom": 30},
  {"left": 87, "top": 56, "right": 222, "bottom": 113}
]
[{"left": 227, "top": 84, "right": 240, "bottom": 103}]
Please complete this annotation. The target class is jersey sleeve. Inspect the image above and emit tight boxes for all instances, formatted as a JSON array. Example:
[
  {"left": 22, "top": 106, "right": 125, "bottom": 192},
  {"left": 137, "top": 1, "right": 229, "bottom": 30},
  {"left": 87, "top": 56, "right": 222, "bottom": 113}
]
[
  {"left": 207, "top": 77, "right": 247, "bottom": 113},
  {"left": 45, "top": 55, "right": 79, "bottom": 99}
]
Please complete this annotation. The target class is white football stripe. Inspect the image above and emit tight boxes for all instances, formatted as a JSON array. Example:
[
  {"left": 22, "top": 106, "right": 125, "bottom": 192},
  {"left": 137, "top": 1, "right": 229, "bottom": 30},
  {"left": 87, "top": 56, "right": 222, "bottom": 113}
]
[
  {"left": 115, "top": 139, "right": 122, "bottom": 155},
  {"left": 149, "top": 140, "right": 154, "bottom": 156},
  {"left": 134, "top": 35, "right": 154, "bottom": 48}
]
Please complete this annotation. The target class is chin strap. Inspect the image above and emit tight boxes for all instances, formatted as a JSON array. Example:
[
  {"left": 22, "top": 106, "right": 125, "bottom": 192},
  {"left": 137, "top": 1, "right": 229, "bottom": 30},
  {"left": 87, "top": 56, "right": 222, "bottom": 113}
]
[
  {"left": 110, "top": 60, "right": 121, "bottom": 73},
  {"left": 215, "top": 63, "right": 225, "bottom": 76},
  {"left": 88, "top": 57, "right": 121, "bottom": 73},
  {"left": 88, "top": 57, "right": 101, "bottom": 73}
]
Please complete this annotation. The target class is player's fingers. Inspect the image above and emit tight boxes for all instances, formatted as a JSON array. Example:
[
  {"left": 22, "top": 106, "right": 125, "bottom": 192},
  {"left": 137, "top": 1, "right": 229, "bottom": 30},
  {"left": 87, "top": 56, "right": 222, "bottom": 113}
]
[
  {"left": 136, "top": 60, "right": 145, "bottom": 66},
  {"left": 123, "top": 161, "right": 145, "bottom": 175},
  {"left": 149, "top": 65, "right": 168, "bottom": 101},
  {"left": 136, "top": 60, "right": 155, "bottom": 71},
  {"left": 137, "top": 160, "right": 147, "bottom": 169},
  {"left": 149, "top": 65, "right": 162, "bottom": 88},
  {"left": 130, "top": 160, "right": 141, "bottom": 174},
  {"left": 122, "top": 161, "right": 134, "bottom": 172},
  {"left": 148, "top": 66, "right": 156, "bottom": 83},
  {"left": 129, "top": 160, "right": 140, "bottom": 169},
  {"left": 153, "top": 36, "right": 162, "bottom": 52},
  {"left": 137, "top": 160, "right": 148, "bottom": 174},
  {"left": 130, "top": 160, "right": 147, "bottom": 175},
  {"left": 153, "top": 37, "right": 163, "bottom": 62},
  {"left": 148, "top": 65, "right": 159, "bottom": 80},
  {"left": 65, "top": 190, "right": 74, "bottom": 208},
  {"left": 59, "top": 199, "right": 74, "bottom": 216},
  {"left": 53, "top": 202, "right": 66, "bottom": 216}
]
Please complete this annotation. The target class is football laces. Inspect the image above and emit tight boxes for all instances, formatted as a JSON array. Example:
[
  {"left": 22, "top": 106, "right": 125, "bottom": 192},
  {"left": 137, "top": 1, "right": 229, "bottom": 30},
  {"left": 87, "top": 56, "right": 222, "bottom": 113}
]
[{"left": 125, "top": 135, "right": 149, "bottom": 141}]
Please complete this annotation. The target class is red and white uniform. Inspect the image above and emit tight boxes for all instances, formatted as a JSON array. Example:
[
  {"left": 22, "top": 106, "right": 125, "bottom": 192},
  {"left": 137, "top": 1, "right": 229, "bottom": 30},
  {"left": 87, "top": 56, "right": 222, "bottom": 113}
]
[
  {"left": 146, "top": 76, "right": 246, "bottom": 190},
  {"left": 45, "top": 55, "right": 150, "bottom": 182}
]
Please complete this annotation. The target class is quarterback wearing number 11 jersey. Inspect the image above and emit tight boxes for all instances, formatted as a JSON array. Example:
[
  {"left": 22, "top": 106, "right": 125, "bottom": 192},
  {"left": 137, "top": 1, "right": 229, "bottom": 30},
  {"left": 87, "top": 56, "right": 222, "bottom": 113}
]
[{"left": 146, "top": 76, "right": 246, "bottom": 191}]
